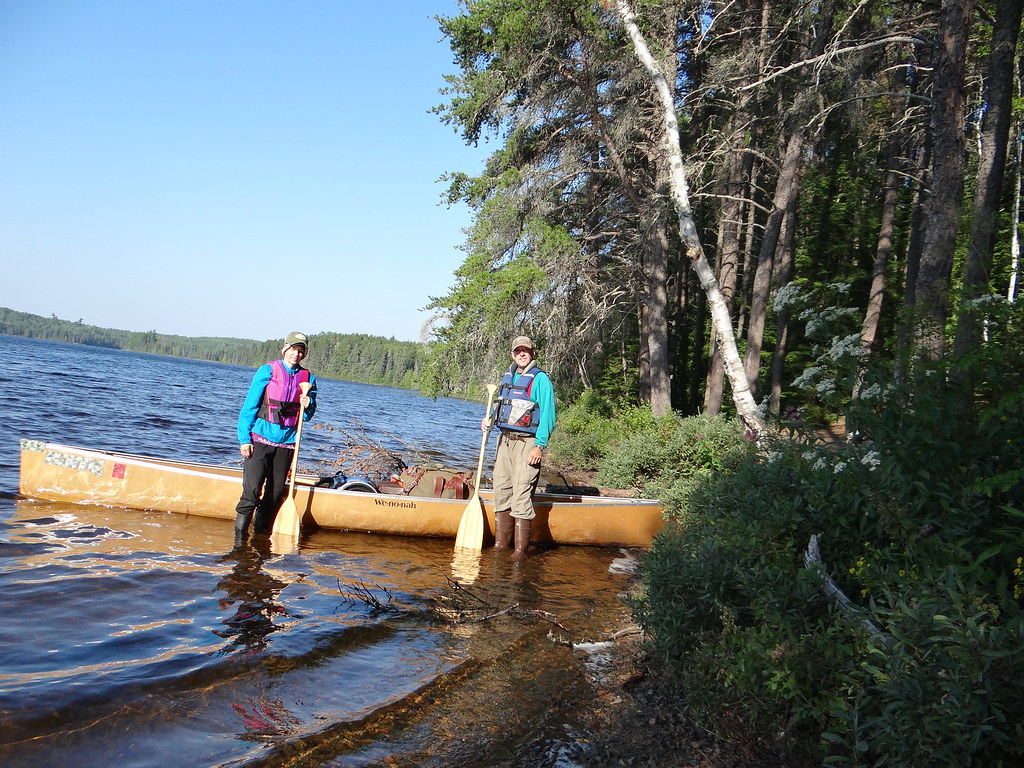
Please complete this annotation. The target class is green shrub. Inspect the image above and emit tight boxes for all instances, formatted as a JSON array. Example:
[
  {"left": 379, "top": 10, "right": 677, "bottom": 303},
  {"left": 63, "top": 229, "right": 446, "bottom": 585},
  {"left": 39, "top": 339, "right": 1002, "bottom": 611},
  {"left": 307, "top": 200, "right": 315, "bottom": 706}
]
[
  {"left": 596, "top": 413, "right": 753, "bottom": 492},
  {"left": 635, "top": 302, "right": 1024, "bottom": 766},
  {"left": 635, "top": 440, "right": 863, "bottom": 737},
  {"left": 547, "top": 390, "right": 629, "bottom": 469},
  {"left": 548, "top": 390, "right": 660, "bottom": 472},
  {"left": 829, "top": 569, "right": 1024, "bottom": 767}
]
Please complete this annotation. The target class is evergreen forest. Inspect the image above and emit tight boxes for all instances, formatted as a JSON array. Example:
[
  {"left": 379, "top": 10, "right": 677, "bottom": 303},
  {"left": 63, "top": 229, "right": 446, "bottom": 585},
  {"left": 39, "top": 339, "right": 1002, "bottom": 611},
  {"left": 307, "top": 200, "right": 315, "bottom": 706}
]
[
  {"left": 0, "top": 307, "right": 427, "bottom": 390},
  {"left": 423, "top": 0, "right": 1021, "bottom": 424},
  {"left": 420, "top": 2, "right": 1024, "bottom": 766}
]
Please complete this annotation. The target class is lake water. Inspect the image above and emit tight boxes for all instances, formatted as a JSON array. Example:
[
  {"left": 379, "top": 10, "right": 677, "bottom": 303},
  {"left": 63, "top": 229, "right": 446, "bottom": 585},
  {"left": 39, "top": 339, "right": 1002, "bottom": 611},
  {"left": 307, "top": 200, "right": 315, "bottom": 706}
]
[{"left": 0, "top": 335, "right": 642, "bottom": 768}]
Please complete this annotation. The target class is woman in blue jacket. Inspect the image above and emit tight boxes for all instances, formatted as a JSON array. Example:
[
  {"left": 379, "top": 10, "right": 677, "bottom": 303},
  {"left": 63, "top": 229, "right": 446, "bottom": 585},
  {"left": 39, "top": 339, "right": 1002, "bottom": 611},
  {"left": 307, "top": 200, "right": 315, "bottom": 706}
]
[{"left": 234, "top": 331, "right": 317, "bottom": 539}]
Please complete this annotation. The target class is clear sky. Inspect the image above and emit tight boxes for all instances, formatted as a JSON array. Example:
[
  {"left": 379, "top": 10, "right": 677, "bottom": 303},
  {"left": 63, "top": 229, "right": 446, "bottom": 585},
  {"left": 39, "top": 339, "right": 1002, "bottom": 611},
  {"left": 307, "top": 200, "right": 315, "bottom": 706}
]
[{"left": 0, "top": 0, "right": 489, "bottom": 343}]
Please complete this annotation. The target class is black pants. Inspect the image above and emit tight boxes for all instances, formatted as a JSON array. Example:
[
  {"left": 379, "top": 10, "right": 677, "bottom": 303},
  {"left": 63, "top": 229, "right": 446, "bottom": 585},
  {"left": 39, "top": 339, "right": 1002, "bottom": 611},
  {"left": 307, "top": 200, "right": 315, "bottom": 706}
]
[{"left": 235, "top": 441, "right": 294, "bottom": 534}]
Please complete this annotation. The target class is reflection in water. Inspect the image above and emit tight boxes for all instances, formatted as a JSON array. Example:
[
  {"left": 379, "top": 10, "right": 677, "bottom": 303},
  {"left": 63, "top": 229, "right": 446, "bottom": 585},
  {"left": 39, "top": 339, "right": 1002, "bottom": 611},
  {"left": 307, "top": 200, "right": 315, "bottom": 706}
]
[
  {"left": 449, "top": 547, "right": 482, "bottom": 585},
  {"left": 230, "top": 696, "right": 300, "bottom": 740},
  {"left": 215, "top": 537, "right": 305, "bottom": 741},
  {"left": 214, "top": 536, "right": 286, "bottom": 656},
  {"left": 0, "top": 501, "right": 638, "bottom": 767}
]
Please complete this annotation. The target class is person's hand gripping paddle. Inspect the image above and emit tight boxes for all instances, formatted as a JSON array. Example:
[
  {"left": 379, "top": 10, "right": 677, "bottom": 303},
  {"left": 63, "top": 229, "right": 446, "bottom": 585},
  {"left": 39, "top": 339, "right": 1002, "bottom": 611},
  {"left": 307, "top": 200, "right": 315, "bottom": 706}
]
[
  {"left": 271, "top": 381, "right": 313, "bottom": 541},
  {"left": 454, "top": 384, "right": 498, "bottom": 550}
]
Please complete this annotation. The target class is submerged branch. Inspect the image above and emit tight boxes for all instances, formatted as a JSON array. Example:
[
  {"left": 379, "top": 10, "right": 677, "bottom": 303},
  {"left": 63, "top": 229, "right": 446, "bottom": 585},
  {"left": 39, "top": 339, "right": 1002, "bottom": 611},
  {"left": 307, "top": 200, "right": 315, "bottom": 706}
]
[
  {"left": 338, "top": 579, "right": 397, "bottom": 613},
  {"left": 430, "top": 576, "right": 567, "bottom": 629}
]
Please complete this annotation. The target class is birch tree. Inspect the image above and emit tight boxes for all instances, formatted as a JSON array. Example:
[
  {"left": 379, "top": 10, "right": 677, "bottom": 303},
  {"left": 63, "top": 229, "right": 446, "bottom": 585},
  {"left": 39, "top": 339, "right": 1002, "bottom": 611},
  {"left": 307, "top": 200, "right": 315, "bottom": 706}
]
[
  {"left": 430, "top": 0, "right": 683, "bottom": 414},
  {"left": 613, "top": 0, "right": 766, "bottom": 438}
]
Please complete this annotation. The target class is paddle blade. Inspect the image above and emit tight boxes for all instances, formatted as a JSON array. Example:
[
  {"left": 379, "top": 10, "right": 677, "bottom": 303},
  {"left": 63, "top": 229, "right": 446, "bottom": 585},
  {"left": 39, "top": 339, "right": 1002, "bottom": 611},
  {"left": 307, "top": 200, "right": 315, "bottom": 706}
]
[
  {"left": 272, "top": 495, "right": 301, "bottom": 540},
  {"left": 454, "top": 493, "right": 486, "bottom": 550}
]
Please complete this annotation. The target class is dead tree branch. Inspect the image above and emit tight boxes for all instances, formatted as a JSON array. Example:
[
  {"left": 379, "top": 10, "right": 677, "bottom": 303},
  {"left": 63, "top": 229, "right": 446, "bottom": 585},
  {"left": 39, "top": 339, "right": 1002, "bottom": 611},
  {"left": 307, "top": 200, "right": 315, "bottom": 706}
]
[
  {"left": 804, "top": 534, "right": 890, "bottom": 646},
  {"left": 337, "top": 579, "right": 396, "bottom": 613},
  {"left": 313, "top": 418, "right": 438, "bottom": 480}
]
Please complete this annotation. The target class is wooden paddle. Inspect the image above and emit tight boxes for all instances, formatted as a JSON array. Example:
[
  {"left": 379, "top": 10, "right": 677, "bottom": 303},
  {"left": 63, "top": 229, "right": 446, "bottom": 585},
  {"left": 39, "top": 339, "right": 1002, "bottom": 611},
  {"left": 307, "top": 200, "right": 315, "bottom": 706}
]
[
  {"left": 454, "top": 383, "right": 499, "bottom": 550},
  {"left": 271, "top": 381, "right": 312, "bottom": 540}
]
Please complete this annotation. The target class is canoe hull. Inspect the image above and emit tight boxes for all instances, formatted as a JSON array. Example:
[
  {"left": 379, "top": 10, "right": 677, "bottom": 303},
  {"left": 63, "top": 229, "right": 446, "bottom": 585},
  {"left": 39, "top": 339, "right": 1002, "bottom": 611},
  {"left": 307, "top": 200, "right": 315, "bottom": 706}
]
[{"left": 18, "top": 440, "right": 665, "bottom": 547}]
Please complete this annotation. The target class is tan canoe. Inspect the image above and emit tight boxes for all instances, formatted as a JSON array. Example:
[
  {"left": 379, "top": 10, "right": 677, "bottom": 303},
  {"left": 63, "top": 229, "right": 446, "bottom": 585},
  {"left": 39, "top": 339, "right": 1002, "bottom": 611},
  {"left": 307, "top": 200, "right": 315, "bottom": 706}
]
[{"left": 18, "top": 440, "right": 665, "bottom": 547}]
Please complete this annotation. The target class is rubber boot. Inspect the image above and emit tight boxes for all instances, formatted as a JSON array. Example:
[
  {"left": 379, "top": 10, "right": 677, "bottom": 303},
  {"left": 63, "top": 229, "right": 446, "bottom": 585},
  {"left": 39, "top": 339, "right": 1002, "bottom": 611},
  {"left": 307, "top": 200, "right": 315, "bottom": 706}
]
[
  {"left": 493, "top": 509, "right": 513, "bottom": 549},
  {"left": 234, "top": 512, "right": 253, "bottom": 544},
  {"left": 252, "top": 508, "right": 275, "bottom": 535},
  {"left": 510, "top": 517, "right": 532, "bottom": 562}
]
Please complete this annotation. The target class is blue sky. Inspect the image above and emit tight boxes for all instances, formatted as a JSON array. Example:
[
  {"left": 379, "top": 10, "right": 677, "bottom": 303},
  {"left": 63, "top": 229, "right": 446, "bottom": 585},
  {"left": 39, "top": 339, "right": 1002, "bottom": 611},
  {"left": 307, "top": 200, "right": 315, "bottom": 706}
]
[{"left": 0, "top": 0, "right": 489, "bottom": 343}]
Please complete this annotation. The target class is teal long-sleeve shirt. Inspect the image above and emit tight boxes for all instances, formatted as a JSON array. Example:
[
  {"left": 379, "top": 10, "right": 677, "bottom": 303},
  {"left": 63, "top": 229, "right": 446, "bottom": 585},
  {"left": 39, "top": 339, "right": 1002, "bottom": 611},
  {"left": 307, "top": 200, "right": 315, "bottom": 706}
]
[{"left": 237, "top": 362, "right": 318, "bottom": 445}]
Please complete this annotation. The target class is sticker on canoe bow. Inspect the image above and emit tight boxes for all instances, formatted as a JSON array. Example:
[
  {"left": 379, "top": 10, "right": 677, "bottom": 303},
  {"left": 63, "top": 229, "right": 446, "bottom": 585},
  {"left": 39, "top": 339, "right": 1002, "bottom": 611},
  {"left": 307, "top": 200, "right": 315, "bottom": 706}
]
[
  {"left": 44, "top": 450, "right": 104, "bottom": 477},
  {"left": 112, "top": 463, "right": 126, "bottom": 479}
]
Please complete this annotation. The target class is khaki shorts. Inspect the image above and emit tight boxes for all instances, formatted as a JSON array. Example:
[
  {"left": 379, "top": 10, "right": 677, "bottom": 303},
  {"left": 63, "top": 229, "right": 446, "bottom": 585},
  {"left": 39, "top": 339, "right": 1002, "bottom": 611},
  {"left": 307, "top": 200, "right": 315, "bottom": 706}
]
[{"left": 492, "top": 433, "right": 540, "bottom": 520}]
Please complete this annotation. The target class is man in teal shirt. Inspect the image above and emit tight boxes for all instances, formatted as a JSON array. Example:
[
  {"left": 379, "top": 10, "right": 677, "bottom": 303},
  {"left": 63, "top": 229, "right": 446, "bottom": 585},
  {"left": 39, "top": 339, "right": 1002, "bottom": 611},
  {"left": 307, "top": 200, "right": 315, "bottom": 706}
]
[{"left": 485, "top": 335, "right": 556, "bottom": 561}]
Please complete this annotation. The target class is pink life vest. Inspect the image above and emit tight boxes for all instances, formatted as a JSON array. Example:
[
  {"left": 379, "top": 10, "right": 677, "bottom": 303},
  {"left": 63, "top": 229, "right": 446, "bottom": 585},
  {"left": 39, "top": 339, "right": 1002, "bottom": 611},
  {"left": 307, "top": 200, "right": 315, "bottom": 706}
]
[{"left": 256, "top": 360, "right": 310, "bottom": 428}]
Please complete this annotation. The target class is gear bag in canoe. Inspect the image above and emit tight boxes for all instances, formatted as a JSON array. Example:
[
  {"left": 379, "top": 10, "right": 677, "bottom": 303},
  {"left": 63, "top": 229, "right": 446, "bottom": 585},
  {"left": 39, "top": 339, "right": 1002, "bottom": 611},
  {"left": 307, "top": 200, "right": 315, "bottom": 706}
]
[{"left": 377, "top": 466, "right": 473, "bottom": 499}]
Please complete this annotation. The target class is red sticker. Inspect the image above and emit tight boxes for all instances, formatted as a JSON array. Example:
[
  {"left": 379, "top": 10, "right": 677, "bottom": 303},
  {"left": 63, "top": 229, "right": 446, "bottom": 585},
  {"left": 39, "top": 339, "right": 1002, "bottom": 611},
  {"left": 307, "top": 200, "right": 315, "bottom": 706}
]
[{"left": 112, "top": 463, "right": 126, "bottom": 479}]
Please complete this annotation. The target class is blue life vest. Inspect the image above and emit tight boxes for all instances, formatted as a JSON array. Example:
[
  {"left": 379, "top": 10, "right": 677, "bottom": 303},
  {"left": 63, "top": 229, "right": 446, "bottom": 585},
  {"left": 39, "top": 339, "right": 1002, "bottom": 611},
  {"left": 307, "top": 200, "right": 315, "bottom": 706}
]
[
  {"left": 495, "top": 363, "right": 542, "bottom": 436},
  {"left": 256, "top": 360, "right": 310, "bottom": 428}
]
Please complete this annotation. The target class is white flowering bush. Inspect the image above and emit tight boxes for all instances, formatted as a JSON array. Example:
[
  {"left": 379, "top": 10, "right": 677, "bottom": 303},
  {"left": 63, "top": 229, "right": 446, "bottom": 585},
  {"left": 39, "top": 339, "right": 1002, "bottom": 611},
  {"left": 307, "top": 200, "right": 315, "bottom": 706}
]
[{"left": 776, "top": 281, "right": 867, "bottom": 416}]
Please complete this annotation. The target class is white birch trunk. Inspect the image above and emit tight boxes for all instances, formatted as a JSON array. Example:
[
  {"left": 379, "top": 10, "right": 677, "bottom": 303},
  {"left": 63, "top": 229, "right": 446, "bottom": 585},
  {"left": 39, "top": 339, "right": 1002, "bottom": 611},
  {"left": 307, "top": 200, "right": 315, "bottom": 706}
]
[
  {"left": 614, "top": 0, "right": 766, "bottom": 438},
  {"left": 1010, "top": 130, "right": 1021, "bottom": 303}
]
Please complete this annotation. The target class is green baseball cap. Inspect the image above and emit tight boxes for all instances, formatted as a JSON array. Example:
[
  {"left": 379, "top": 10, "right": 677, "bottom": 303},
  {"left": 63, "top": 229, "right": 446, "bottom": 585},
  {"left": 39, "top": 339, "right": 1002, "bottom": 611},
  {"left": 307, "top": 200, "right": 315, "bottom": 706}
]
[{"left": 283, "top": 331, "right": 309, "bottom": 349}]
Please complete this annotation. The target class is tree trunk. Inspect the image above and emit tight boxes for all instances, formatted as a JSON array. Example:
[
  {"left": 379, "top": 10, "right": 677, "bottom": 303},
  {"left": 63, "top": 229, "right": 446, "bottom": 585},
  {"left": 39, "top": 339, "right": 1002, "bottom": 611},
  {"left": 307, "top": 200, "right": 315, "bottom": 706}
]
[
  {"left": 914, "top": 0, "right": 972, "bottom": 358},
  {"left": 743, "top": 126, "right": 807, "bottom": 395},
  {"left": 689, "top": 279, "right": 708, "bottom": 414},
  {"left": 704, "top": 143, "right": 750, "bottom": 415},
  {"left": 854, "top": 133, "right": 904, "bottom": 400},
  {"left": 858, "top": 34, "right": 916, "bottom": 380},
  {"left": 768, "top": 195, "right": 798, "bottom": 414},
  {"left": 1010, "top": 128, "right": 1022, "bottom": 303},
  {"left": 896, "top": 141, "right": 930, "bottom": 368},
  {"left": 672, "top": 248, "right": 692, "bottom": 411},
  {"left": 737, "top": 152, "right": 763, "bottom": 340},
  {"left": 638, "top": 302, "right": 650, "bottom": 403},
  {"left": 952, "top": 0, "right": 1023, "bottom": 356},
  {"left": 615, "top": 0, "right": 766, "bottom": 439},
  {"left": 644, "top": 190, "right": 672, "bottom": 417}
]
